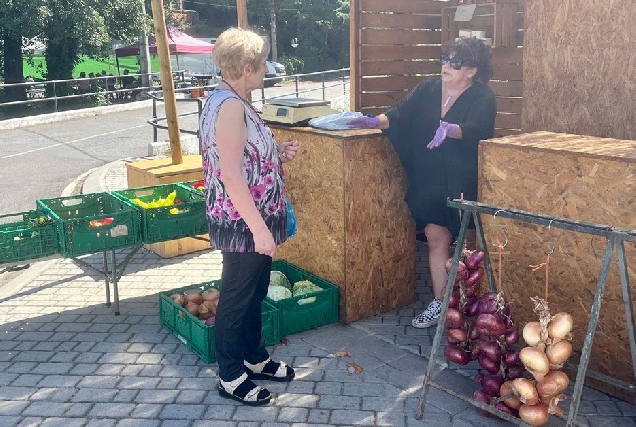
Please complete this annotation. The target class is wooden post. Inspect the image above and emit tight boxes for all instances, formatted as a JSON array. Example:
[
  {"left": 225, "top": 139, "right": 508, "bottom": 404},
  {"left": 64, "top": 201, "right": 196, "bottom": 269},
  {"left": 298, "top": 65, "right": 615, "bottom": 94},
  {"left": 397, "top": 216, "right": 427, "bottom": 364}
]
[
  {"left": 237, "top": 0, "right": 248, "bottom": 28},
  {"left": 150, "top": 0, "right": 183, "bottom": 165}
]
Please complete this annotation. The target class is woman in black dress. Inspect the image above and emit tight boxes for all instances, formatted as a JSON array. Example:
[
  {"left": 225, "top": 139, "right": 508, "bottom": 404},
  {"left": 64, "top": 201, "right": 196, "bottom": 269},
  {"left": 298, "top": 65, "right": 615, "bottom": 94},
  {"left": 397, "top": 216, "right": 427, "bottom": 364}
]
[{"left": 348, "top": 38, "right": 496, "bottom": 328}]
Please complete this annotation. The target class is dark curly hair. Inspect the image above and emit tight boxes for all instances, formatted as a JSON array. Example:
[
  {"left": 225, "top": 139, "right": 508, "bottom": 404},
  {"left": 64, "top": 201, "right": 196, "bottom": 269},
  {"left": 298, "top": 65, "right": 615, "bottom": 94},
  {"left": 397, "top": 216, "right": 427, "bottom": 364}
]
[{"left": 442, "top": 38, "right": 493, "bottom": 84}]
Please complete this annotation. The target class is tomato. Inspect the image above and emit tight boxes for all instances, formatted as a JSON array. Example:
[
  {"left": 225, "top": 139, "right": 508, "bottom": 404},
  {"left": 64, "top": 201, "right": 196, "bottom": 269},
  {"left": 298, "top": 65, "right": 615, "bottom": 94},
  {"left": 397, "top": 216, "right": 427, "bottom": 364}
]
[{"left": 89, "top": 217, "right": 114, "bottom": 227}]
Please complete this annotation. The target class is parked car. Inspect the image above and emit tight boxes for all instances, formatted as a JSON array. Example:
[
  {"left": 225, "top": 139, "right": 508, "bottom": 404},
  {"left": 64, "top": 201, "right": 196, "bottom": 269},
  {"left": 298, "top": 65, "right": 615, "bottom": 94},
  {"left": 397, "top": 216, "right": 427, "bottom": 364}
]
[{"left": 264, "top": 60, "right": 286, "bottom": 87}]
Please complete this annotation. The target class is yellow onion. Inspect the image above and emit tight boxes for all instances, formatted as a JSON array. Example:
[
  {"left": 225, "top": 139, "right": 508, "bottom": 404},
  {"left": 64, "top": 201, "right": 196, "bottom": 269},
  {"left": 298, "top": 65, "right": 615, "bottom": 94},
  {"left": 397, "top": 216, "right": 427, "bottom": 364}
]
[
  {"left": 523, "top": 322, "right": 543, "bottom": 347},
  {"left": 202, "top": 288, "right": 220, "bottom": 302},
  {"left": 170, "top": 293, "right": 185, "bottom": 306},
  {"left": 184, "top": 301, "right": 199, "bottom": 316},
  {"left": 512, "top": 378, "right": 539, "bottom": 406},
  {"left": 500, "top": 380, "right": 522, "bottom": 410},
  {"left": 548, "top": 312, "right": 573, "bottom": 340},
  {"left": 184, "top": 293, "right": 204, "bottom": 305},
  {"left": 519, "top": 402, "right": 549, "bottom": 426},
  {"left": 545, "top": 339, "right": 573, "bottom": 367},
  {"left": 201, "top": 300, "right": 219, "bottom": 315},
  {"left": 537, "top": 370, "right": 569, "bottom": 404},
  {"left": 520, "top": 347, "right": 550, "bottom": 382}
]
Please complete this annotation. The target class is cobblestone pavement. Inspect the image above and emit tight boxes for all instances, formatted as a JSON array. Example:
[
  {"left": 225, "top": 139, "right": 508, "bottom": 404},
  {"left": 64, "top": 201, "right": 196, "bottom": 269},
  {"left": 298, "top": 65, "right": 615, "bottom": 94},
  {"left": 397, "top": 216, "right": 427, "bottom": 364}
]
[{"left": 0, "top": 159, "right": 635, "bottom": 426}]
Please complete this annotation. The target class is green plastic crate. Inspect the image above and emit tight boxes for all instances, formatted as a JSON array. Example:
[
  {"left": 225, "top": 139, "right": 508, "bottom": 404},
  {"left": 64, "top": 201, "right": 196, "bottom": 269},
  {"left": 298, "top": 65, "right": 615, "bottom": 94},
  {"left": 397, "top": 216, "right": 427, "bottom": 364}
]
[
  {"left": 177, "top": 179, "right": 205, "bottom": 196},
  {"left": 0, "top": 210, "right": 59, "bottom": 264},
  {"left": 37, "top": 193, "right": 142, "bottom": 258},
  {"left": 267, "top": 260, "right": 340, "bottom": 337},
  {"left": 112, "top": 183, "right": 207, "bottom": 244},
  {"left": 159, "top": 280, "right": 281, "bottom": 364}
]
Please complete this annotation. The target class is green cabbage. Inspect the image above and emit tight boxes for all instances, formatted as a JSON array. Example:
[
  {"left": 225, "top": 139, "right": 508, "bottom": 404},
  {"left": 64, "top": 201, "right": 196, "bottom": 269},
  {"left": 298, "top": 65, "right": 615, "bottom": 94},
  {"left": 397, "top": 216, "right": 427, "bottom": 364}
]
[
  {"left": 270, "top": 271, "right": 292, "bottom": 290},
  {"left": 267, "top": 285, "right": 293, "bottom": 301},
  {"left": 292, "top": 280, "right": 322, "bottom": 305}
]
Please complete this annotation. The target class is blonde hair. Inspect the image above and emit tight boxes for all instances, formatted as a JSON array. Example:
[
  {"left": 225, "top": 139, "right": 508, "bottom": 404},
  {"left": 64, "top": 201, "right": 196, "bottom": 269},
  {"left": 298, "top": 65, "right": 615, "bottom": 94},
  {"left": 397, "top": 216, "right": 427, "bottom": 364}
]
[{"left": 213, "top": 27, "right": 270, "bottom": 80}]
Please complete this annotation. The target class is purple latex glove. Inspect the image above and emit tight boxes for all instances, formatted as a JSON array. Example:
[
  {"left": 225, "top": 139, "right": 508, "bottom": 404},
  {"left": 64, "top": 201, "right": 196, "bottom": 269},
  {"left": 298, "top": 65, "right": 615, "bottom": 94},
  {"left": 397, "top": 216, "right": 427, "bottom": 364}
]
[
  {"left": 347, "top": 114, "right": 380, "bottom": 129},
  {"left": 427, "top": 121, "right": 460, "bottom": 149}
]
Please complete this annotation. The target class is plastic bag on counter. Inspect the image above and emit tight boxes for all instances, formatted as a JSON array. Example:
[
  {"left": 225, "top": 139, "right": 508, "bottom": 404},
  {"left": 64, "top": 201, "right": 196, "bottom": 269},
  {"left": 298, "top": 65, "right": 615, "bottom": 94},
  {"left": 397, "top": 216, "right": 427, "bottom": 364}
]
[{"left": 308, "top": 111, "right": 362, "bottom": 131}]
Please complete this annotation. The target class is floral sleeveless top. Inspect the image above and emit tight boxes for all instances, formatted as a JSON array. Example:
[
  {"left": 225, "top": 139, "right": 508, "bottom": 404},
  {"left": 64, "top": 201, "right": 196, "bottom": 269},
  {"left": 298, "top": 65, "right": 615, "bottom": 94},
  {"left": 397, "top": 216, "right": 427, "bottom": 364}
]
[{"left": 199, "top": 89, "right": 287, "bottom": 252}]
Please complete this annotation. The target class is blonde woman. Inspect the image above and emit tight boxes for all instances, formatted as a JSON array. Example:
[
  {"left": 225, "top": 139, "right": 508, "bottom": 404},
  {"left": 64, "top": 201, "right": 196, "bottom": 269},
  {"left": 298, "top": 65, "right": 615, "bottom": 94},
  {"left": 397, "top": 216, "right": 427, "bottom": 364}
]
[{"left": 199, "top": 27, "right": 299, "bottom": 406}]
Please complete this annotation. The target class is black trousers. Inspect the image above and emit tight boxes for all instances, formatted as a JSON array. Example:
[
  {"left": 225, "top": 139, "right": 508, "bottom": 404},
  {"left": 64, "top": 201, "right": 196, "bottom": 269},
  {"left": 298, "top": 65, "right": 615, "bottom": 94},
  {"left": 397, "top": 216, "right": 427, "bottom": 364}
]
[{"left": 215, "top": 251, "right": 271, "bottom": 381}]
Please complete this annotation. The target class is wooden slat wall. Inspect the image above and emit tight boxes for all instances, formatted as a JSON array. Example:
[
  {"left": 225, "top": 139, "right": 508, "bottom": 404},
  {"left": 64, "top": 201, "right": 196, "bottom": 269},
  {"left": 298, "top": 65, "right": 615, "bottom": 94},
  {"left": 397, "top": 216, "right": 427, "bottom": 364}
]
[{"left": 350, "top": 0, "right": 525, "bottom": 138}]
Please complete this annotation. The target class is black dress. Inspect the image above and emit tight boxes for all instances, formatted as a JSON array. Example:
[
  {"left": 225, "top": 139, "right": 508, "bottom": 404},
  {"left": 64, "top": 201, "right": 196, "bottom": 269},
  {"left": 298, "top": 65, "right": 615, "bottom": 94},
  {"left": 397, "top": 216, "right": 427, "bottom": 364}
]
[{"left": 384, "top": 78, "right": 497, "bottom": 237}]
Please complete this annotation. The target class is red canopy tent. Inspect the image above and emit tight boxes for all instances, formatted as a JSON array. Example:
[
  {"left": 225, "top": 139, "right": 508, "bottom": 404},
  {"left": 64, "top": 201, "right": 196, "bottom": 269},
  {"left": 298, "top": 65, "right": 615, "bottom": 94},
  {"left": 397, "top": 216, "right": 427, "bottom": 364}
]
[{"left": 115, "top": 25, "right": 214, "bottom": 72}]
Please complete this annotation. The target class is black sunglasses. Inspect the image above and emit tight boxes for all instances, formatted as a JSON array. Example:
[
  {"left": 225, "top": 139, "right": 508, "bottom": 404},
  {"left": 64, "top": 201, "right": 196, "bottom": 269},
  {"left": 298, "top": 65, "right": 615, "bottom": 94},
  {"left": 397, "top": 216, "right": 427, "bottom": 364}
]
[{"left": 441, "top": 54, "right": 464, "bottom": 70}]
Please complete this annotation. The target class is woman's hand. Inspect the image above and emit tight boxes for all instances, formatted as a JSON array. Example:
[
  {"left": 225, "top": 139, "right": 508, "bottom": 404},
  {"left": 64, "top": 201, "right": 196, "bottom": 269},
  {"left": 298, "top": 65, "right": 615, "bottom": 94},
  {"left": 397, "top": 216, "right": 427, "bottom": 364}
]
[
  {"left": 278, "top": 140, "right": 299, "bottom": 163},
  {"left": 253, "top": 228, "right": 277, "bottom": 258}
]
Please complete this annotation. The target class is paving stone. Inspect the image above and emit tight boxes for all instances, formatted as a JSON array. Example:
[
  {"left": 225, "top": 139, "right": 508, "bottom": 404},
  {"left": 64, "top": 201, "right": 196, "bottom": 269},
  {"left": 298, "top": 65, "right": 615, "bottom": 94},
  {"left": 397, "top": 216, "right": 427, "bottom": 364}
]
[
  {"left": 30, "top": 363, "right": 74, "bottom": 375},
  {"left": 318, "top": 394, "right": 361, "bottom": 410},
  {"left": 130, "top": 403, "right": 163, "bottom": 418},
  {"left": 0, "top": 400, "right": 29, "bottom": 415},
  {"left": 232, "top": 405, "right": 278, "bottom": 422},
  {"left": 159, "top": 403, "right": 206, "bottom": 419},
  {"left": 16, "top": 415, "right": 44, "bottom": 426},
  {"left": 12, "top": 351, "right": 53, "bottom": 363},
  {"left": 175, "top": 390, "right": 207, "bottom": 404},
  {"left": 115, "top": 419, "right": 160, "bottom": 427},
  {"left": 0, "top": 372, "right": 19, "bottom": 386},
  {"left": 314, "top": 381, "right": 342, "bottom": 395},
  {"left": 88, "top": 403, "right": 136, "bottom": 417},
  {"left": 202, "top": 403, "right": 236, "bottom": 419},
  {"left": 330, "top": 409, "right": 376, "bottom": 425},
  {"left": 39, "top": 417, "right": 87, "bottom": 427},
  {"left": 277, "top": 406, "right": 308, "bottom": 423},
  {"left": 0, "top": 386, "right": 37, "bottom": 400},
  {"left": 84, "top": 419, "right": 117, "bottom": 427},
  {"left": 272, "top": 392, "right": 319, "bottom": 408},
  {"left": 69, "top": 364, "right": 99, "bottom": 376},
  {"left": 284, "top": 380, "right": 315, "bottom": 394},
  {"left": 0, "top": 416, "right": 21, "bottom": 427},
  {"left": 64, "top": 403, "right": 92, "bottom": 416},
  {"left": 135, "top": 389, "right": 179, "bottom": 404},
  {"left": 6, "top": 362, "right": 37, "bottom": 373},
  {"left": 71, "top": 388, "right": 117, "bottom": 402},
  {"left": 37, "top": 375, "right": 81, "bottom": 388},
  {"left": 98, "top": 353, "right": 138, "bottom": 364},
  {"left": 76, "top": 375, "right": 120, "bottom": 389},
  {"left": 21, "top": 401, "right": 70, "bottom": 417},
  {"left": 73, "top": 352, "right": 103, "bottom": 364}
]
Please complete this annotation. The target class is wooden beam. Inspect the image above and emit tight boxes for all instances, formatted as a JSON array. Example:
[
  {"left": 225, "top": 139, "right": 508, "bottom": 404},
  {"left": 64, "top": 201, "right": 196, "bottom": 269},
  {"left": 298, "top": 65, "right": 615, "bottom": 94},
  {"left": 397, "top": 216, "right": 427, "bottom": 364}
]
[
  {"left": 150, "top": 0, "right": 183, "bottom": 165},
  {"left": 237, "top": 0, "right": 248, "bottom": 28}
]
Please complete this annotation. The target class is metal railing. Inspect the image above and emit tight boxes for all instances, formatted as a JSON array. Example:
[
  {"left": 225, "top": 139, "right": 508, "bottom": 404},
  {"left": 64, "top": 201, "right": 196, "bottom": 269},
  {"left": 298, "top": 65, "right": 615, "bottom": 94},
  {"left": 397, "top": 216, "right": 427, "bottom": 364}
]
[
  {"left": 146, "top": 68, "right": 351, "bottom": 147},
  {"left": 0, "top": 68, "right": 350, "bottom": 123}
]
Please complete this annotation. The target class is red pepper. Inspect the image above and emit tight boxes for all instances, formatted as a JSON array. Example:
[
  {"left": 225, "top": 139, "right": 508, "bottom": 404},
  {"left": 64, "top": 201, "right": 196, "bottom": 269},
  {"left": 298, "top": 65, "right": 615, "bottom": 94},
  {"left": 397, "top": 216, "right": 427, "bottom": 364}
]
[{"left": 89, "top": 217, "right": 114, "bottom": 227}]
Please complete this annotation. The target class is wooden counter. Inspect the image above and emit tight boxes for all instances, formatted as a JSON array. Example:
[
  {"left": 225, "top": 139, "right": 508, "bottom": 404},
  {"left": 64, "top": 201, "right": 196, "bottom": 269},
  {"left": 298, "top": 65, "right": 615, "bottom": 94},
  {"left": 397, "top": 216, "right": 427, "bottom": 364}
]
[
  {"left": 478, "top": 131, "right": 636, "bottom": 403},
  {"left": 271, "top": 126, "right": 416, "bottom": 323}
]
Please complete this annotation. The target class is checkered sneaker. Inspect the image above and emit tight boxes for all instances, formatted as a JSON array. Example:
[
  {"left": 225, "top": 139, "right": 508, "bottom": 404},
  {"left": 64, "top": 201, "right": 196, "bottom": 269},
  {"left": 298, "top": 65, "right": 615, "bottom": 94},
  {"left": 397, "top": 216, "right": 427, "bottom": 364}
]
[{"left": 412, "top": 298, "right": 442, "bottom": 328}]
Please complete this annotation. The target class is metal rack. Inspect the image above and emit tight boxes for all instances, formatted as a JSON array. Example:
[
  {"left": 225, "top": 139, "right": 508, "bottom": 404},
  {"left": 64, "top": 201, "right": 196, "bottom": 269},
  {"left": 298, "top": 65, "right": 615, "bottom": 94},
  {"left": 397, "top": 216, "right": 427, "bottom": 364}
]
[{"left": 415, "top": 199, "right": 636, "bottom": 426}]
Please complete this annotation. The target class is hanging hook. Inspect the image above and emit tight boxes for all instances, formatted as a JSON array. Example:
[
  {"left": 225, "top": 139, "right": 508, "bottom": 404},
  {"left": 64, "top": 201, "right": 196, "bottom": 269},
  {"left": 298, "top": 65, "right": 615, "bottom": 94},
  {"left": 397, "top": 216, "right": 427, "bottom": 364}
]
[{"left": 492, "top": 209, "right": 509, "bottom": 248}]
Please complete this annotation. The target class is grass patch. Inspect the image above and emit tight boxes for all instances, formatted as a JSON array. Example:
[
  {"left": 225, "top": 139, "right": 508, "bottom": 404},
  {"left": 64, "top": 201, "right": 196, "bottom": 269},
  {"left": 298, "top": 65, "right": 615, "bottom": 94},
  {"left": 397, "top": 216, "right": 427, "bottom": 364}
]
[{"left": 23, "top": 55, "right": 161, "bottom": 80}]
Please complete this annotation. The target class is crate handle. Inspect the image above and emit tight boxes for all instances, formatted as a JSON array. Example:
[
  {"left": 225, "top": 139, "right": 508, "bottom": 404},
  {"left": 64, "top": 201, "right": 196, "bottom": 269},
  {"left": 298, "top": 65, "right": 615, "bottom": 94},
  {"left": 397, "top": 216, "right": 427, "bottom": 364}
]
[
  {"left": 61, "top": 198, "right": 83, "bottom": 207},
  {"left": 132, "top": 189, "right": 154, "bottom": 197}
]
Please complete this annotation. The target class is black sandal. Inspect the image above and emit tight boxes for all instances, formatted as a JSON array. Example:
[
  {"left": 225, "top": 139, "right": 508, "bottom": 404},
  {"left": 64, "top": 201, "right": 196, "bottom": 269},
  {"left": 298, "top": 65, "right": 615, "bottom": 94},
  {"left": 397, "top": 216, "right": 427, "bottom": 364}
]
[
  {"left": 244, "top": 358, "right": 295, "bottom": 382},
  {"left": 218, "top": 373, "right": 272, "bottom": 406}
]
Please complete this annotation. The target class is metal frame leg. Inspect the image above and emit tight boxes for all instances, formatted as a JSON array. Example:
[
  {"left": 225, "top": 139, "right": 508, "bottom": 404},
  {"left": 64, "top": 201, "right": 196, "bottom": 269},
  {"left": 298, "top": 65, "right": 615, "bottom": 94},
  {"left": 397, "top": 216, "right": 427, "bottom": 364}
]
[
  {"left": 102, "top": 251, "right": 111, "bottom": 307},
  {"left": 110, "top": 250, "right": 120, "bottom": 315},
  {"left": 616, "top": 240, "right": 636, "bottom": 391}
]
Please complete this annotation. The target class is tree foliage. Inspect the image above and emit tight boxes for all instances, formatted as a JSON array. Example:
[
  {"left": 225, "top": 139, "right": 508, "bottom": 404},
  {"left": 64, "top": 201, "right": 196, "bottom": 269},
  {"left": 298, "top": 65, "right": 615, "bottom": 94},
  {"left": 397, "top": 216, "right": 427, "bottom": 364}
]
[{"left": 185, "top": 0, "right": 350, "bottom": 74}]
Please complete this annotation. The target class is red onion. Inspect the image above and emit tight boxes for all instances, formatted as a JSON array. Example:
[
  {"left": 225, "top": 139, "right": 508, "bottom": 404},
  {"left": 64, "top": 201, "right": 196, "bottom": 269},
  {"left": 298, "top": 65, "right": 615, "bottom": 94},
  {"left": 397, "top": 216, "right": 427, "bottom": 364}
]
[
  {"left": 465, "top": 267, "right": 484, "bottom": 287},
  {"left": 473, "top": 390, "right": 494, "bottom": 417},
  {"left": 467, "top": 320, "right": 480, "bottom": 340},
  {"left": 480, "top": 341, "right": 502, "bottom": 362},
  {"left": 495, "top": 401, "right": 518, "bottom": 418},
  {"left": 476, "top": 313, "right": 507, "bottom": 337},
  {"left": 444, "top": 308, "right": 465, "bottom": 329},
  {"left": 478, "top": 292, "right": 499, "bottom": 314},
  {"left": 504, "top": 349, "right": 521, "bottom": 366},
  {"left": 446, "top": 328, "right": 467, "bottom": 344},
  {"left": 465, "top": 250, "right": 485, "bottom": 270},
  {"left": 470, "top": 339, "right": 486, "bottom": 360},
  {"left": 445, "top": 258, "right": 469, "bottom": 281},
  {"left": 505, "top": 329, "right": 519, "bottom": 345},
  {"left": 505, "top": 363, "right": 526, "bottom": 380},
  {"left": 444, "top": 344, "right": 470, "bottom": 365},
  {"left": 465, "top": 280, "right": 481, "bottom": 297},
  {"left": 478, "top": 353, "right": 501, "bottom": 374},
  {"left": 481, "top": 374, "right": 504, "bottom": 397},
  {"left": 448, "top": 289, "right": 460, "bottom": 309},
  {"left": 466, "top": 297, "right": 480, "bottom": 317}
]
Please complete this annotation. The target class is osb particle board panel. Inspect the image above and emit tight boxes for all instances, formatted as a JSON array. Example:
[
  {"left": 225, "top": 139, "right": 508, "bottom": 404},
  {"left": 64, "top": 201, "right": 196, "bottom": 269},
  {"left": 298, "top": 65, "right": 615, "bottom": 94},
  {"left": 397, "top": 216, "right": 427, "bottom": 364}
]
[
  {"left": 478, "top": 131, "right": 636, "bottom": 402},
  {"left": 343, "top": 136, "right": 416, "bottom": 320},
  {"left": 270, "top": 126, "right": 415, "bottom": 323},
  {"left": 523, "top": 0, "right": 636, "bottom": 140},
  {"left": 271, "top": 127, "right": 347, "bottom": 293}
]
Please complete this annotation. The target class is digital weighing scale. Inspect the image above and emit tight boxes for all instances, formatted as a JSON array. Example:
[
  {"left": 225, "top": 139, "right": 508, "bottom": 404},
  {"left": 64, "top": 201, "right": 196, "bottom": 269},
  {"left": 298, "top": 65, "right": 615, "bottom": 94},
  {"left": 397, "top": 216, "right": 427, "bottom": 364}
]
[{"left": 260, "top": 97, "right": 339, "bottom": 125}]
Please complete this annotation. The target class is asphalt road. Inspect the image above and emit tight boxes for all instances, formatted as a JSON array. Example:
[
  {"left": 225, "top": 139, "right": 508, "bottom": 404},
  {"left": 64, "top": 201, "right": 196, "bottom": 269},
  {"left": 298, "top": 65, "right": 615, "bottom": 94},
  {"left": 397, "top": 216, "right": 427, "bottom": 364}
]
[{"left": 0, "top": 79, "right": 349, "bottom": 216}]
